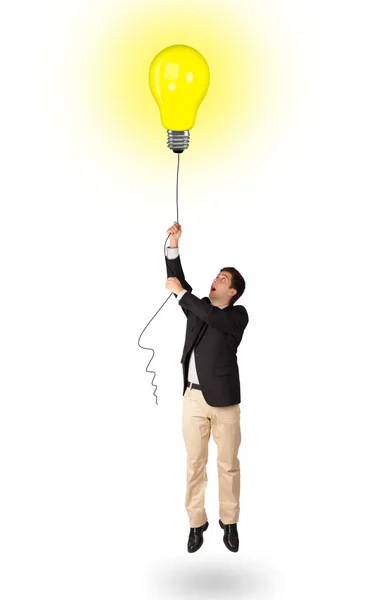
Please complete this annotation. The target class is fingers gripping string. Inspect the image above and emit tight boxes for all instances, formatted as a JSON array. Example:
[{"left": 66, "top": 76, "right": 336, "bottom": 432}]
[{"left": 137, "top": 153, "right": 181, "bottom": 405}]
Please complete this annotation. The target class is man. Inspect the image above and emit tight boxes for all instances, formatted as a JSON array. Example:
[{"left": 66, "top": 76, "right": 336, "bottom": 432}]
[{"left": 165, "top": 221, "right": 249, "bottom": 553}]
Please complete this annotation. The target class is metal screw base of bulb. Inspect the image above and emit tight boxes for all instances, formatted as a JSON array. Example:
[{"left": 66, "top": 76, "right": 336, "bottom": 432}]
[{"left": 167, "top": 130, "right": 190, "bottom": 153}]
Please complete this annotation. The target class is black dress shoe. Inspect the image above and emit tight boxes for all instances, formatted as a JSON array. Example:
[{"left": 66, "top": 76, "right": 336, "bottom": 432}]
[
  {"left": 219, "top": 519, "right": 239, "bottom": 552},
  {"left": 188, "top": 521, "right": 209, "bottom": 553}
]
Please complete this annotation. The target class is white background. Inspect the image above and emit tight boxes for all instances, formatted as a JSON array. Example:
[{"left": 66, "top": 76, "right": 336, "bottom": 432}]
[{"left": 1, "top": 0, "right": 388, "bottom": 598}]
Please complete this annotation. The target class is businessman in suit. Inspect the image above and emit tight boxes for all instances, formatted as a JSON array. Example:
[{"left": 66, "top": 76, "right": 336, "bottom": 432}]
[{"left": 165, "top": 221, "right": 249, "bottom": 553}]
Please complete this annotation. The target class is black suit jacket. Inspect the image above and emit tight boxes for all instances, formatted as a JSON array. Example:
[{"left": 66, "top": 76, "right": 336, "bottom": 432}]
[{"left": 165, "top": 252, "right": 249, "bottom": 407}]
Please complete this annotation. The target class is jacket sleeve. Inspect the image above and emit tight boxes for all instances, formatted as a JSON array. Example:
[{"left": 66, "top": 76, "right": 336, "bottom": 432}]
[
  {"left": 165, "top": 249, "right": 193, "bottom": 318},
  {"left": 178, "top": 290, "right": 249, "bottom": 337}
]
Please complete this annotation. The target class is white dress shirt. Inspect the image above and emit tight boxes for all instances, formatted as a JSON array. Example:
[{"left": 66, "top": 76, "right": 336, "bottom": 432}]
[{"left": 166, "top": 245, "right": 228, "bottom": 384}]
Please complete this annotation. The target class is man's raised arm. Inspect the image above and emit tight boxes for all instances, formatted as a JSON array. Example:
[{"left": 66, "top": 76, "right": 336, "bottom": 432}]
[{"left": 165, "top": 222, "right": 192, "bottom": 317}]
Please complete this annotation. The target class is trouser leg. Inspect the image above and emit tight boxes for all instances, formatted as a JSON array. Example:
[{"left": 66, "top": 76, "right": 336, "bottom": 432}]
[
  {"left": 211, "top": 403, "right": 241, "bottom": 524},
  {"left": 182, "top": 388, "right": 211, "bottom": 528}
]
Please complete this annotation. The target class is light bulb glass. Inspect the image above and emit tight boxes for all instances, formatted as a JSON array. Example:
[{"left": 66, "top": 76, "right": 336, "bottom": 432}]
[{"left": 149, "top": 44, "right": 210, "bottom": 151}]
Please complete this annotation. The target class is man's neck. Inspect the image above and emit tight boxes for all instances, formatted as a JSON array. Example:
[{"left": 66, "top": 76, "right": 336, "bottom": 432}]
[{"left": 211, "top": 300, "right": 229, "bottom": 308}]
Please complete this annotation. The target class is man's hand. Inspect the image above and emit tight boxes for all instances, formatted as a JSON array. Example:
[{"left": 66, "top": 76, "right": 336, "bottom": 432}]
[
  {"left": 167, "top": 221, "right": 182, "bottom": 247},
  {"left": 166, "top": 277, "right": 184, "bottom": 295}
]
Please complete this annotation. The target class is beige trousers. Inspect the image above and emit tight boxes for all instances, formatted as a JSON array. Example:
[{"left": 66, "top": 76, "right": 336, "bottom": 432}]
[{"left": 182, "top": 382, "right": 241, "bottom": 528}]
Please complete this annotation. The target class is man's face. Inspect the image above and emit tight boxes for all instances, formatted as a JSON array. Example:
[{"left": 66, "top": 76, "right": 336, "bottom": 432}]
[{"left": 209, "top": 271, "right": 236, "bottom": 305}]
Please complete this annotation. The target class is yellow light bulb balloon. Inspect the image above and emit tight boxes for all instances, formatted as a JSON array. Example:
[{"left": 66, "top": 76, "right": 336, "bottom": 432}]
[{"left": 149, "top": 44, "right": 210, "bottom": 152}]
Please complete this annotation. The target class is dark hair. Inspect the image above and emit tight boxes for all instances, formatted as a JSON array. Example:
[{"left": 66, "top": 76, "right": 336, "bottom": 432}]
[{"left": 219, "top": 267, "right": 246, "bottom": 306}]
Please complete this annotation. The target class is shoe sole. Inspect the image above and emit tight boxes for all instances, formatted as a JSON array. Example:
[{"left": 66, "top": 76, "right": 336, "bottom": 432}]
[
  {"left": 219, "top": 519, "right": 239, "bottom": 552},
  {"left": 187, "top": 521, "right": 209, "bottom": 553}
]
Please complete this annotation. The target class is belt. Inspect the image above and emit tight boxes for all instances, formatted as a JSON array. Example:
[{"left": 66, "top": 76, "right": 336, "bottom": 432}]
[{"left": 188, "top": 381, "right": 201, "bottom": 390}]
